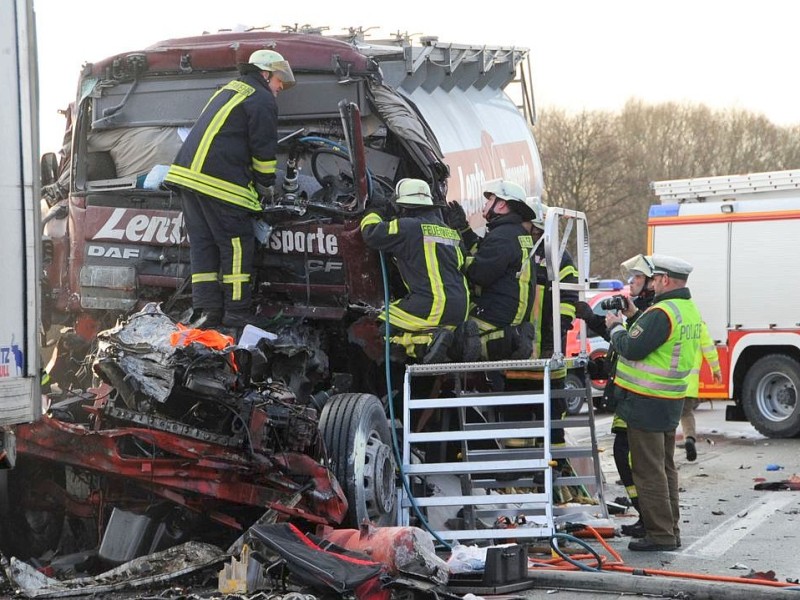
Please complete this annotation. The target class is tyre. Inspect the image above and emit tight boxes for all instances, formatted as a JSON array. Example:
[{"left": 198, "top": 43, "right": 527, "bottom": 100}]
[
  {"left": 564, "top": 372, "right": 586, "bottom": 416},
  {"left": 319, "top": 393, "right": 397, "bottom": 527},
  {"left": 742, "top": 354, "right": 800, "bottom": 438}
]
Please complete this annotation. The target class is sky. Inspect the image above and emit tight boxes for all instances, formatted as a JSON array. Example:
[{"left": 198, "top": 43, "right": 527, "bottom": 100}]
[{"left": 33, "top": 0, "right": 800, "bottom": 153}]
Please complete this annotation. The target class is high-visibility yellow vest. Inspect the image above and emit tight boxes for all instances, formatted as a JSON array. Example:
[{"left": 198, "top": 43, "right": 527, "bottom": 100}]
[{"left": 615, "top": 298, "right": 702, "bottom": 399}]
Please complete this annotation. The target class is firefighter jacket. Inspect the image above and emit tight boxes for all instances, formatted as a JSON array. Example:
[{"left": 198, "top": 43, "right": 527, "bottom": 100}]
[
  {"left": 531, "top": 244, "right": 578, "bottom": 358},
  {"left": 360, "top": 208, "right": 470, "bottom": 331},
  {"left": 687, "top": 321, "right": 721, "bottom": 397},
  {"left": 165, "top": 73, "right": 278, "bottom": 212},
  {"left": 466, "top": 213, "right": 534, "bottom": 328},
  {"left": 610, "top": 288, "right": 703, "bottom": 431}
]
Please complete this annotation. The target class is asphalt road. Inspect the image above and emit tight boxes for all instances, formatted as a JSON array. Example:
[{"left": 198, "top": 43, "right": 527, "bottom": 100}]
[{"left": 508, "top": 401, "right": 800, "bottom": 599}]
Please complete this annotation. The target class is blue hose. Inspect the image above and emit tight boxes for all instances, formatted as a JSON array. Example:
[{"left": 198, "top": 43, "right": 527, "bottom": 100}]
[{"left": 379, "top": 251, "right": 452, "bottom": 550}]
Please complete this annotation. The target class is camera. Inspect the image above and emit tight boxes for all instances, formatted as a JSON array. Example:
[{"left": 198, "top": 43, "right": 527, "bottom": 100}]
[{"left": 600, "top": 295, "right": 628, "bottom": 311}]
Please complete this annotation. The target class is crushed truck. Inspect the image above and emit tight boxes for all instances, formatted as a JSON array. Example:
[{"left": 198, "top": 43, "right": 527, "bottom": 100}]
[
  {"left": 648, "top": 169, "right": 800, "bottom": 438},
  {"left": 10, "top": 26, "right": 546, "bottom": 561}
]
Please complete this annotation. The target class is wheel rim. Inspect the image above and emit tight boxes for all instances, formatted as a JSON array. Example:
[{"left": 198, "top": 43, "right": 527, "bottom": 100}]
[
  {"left": 564, "top": 378, "right": 583, "bottom": 412},
  {"left": 755, "top": 370, "right": 797, "bottom": 422},
  {"left": 356, "top": 429, "right": 396, "bottom": 523}
]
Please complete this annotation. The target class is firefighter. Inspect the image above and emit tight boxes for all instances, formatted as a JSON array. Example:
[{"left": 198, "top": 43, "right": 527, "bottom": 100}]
[
  {"left": 575, "top": 253, "right": 656, "bottom": 538},
  {"left": 503, "top": 202, "right": 578, "bottom": 437},
  {"left": 360, "top": 178, "right": 471, "bottom": 363},
  {"left": 165, "top": 50, "right": 295, "bottom": 329},
  {"left": 679, "top": 321, "right": 723, "bottom": 461},
  {"left": 448, "top": 180, "right": 536, "bottom": 360},
  {"left": 606, "top": 254, "right": 702, "bottom": 552}
]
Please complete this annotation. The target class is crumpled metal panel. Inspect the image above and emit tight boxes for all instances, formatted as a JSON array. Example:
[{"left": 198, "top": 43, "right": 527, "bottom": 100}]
[
  {"left": 95, "top": 303, "right": 178, "bottom": 404},
  {"left": 6, "top": 541, "right": 224, "bottom": 598}
]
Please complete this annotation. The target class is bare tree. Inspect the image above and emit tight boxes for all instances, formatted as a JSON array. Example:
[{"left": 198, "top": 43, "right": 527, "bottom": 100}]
[{"left": 536, "top": 101, "right": 800, "bottom": 277}]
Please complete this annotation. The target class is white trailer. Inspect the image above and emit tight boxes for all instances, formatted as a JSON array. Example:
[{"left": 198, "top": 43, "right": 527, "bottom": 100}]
[
  {"left": 648, "top": 170, "right": 800, "bottom": 438},
  {"left": 0, "top": 0, "right": 42, "bottom": 465}
]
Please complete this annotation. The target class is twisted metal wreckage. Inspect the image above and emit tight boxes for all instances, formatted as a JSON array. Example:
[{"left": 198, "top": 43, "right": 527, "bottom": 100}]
[{"left": 3, "top": 305, "right": 447, "bottom": 598}]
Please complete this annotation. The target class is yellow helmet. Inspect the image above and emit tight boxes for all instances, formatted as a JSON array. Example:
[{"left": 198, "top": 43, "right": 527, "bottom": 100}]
[{"left": 248, "top": 49, "right": 296, "bottom": 89}]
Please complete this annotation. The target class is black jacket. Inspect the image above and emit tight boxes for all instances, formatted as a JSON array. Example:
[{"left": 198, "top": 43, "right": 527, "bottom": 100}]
[
  {"left": 360, "top": 208, "right": 470, "bottom": 330},
  {"left": 165, "top": 73, "right": 278, "bottom": 212},
  {"left": 466, "top": 213, "right": 534, "bottom": 327}
]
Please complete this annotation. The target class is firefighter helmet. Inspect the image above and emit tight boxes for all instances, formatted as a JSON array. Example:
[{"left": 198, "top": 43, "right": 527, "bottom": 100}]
[
  {"left": 394, "top": 178, "right": 433, "bottom": 206},
  {"left": 248, "top": 49, "right": 296, "bottom": 89},
  {"left": 482, "top": 179, "right": 535, "bottom": 220},
  {"left": 530, "top": 199, "right": 548, "bottom": 230},
  {"left": 620, "top": 254, "right": 655, "bottom": 281}
]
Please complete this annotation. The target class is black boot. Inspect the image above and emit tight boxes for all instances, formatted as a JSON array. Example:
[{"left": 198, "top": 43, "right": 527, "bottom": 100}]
[
  {"left": 685, "top": 436, "right": 697, "bottom": 462},
  {"left": 620, "top": 518, "right": 646, "bottom": 538},
  {"left": 422, "top": 328, "right": 454, "bottom": 364}
]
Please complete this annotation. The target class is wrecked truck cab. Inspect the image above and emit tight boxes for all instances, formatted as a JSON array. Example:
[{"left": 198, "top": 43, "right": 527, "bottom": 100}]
[{"left": 34, "top": 29, "right": 543, "bottom": 555}]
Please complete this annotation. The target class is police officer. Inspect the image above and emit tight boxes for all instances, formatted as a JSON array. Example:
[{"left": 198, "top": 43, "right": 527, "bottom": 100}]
[
  {"left": 460, "top": 180, "right": 536, "bottom": 360},
  {"left": 606, "top": 254, "right": 702, "bottom": 551},
  {"left": 360, "top": 178, "right": 470, "bottom": 363},
  {"left": 165, "top": 50, "right": 295, "bottom": 329},
  {"left": 575, "top": 253, "right": 656, "bottom": 537}
]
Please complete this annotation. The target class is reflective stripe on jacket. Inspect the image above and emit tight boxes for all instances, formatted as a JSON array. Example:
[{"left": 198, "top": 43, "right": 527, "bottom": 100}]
[
  {"left": 360, "top": 209, "right": 470, "bottom": 331},
  {"left": 466, "top": 213, "right": 534, "bottom": 327},
  {"left": 686, "top": 321, "right": 721, "bottom": 397},
  {"left": 615, "top": 299, "right": 703, "bottom": 399},
  {"left": 165, "top": 74, "right": 278, "bottom": 212}
]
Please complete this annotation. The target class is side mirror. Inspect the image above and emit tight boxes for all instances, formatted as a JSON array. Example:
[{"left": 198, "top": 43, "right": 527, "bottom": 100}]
[{"left": 41, "top": 152, "right": 59, "bottom": 187}]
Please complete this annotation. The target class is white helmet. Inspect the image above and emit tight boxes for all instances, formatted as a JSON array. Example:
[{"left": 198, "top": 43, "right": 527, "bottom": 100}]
[
  {"left": 394, "top": 178, "right": 433, "bottom": 206},
  {"left": 482, "top": 179, "right": 535, "bottom": 220},
  {"left": 620, "top": 254, "right": 655, "bottom": 281},
  {"left": 530, "top": 199, "right": 548, "bottom": 230},
  {"left": 248, "top": 49, "right": 296, "bottom": 89}
]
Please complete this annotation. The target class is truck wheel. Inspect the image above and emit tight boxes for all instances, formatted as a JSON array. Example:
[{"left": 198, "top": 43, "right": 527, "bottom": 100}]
[
  {"left": 319, "top": 393, "right": 397, "bottom": 527},
  {"left": 742, "top": 354, "right": 800, "bottom": 438},
  {"left": 564, "top": 372, "right": 586, "bottom": 415}
]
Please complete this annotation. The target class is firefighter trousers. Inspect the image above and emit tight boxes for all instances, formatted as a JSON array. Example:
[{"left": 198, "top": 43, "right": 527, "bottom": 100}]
[
  {"left": 628, "top": 426, "right": 680, "bottom": 546},
  {"left": 181, "top": 189, "right": 255, "bottom": 315}
]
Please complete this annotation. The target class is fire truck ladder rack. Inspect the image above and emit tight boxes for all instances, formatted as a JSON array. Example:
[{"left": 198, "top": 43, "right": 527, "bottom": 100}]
[
  {"left": 651, "top": 169, "right": 800, "bottom": 203},
  {"left": 396, "top": 207, "right": 606, "bottom": 542}
]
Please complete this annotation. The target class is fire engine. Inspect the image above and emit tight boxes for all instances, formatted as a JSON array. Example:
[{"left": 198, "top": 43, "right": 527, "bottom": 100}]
[{"left": 648, "top": 170, "right": 800, "bottom": 438}]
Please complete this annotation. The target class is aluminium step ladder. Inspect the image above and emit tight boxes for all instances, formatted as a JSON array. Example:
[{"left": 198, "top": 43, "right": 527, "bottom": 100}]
[{"left": 399, "top": 358, "right": 556, "bottom": 541}]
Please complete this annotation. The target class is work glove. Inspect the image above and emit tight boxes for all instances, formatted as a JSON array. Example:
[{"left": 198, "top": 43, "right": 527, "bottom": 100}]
[
  {"left": 575, "top": 301, "right": 594, "bottom": 321},
  {"left": 367, "top": 194, "right": 394, "bottom": 220},
  {"left": 256, "top": 183, "right": 275, "bottom": 209},
  {"left": 445, "top": 201, "right": 469, "bottom": 233}
]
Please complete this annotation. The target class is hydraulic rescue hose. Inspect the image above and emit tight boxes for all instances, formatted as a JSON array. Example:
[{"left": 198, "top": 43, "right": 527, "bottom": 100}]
[
  {"left": 379, "top": 251, "right": 452, "bottom": 550},
  {"left": 542, "top": 525, "right": 799, "bottom": 590}
]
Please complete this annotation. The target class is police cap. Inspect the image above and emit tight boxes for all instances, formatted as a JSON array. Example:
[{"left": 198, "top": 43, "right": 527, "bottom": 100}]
[{"left": 649, "top": 254, "right": 693, "bottom": 280}]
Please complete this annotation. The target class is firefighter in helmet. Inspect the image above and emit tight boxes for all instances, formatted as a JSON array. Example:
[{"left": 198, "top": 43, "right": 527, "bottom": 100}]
[
  {"left": 165, "top": 49, "right": 295, "bottom": 329},
  {"left": 447, "top": 179, "right": 536, "bottom": 361},
  {"left": 360, "top": 178, "right": 471, "bottom": 363}
]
